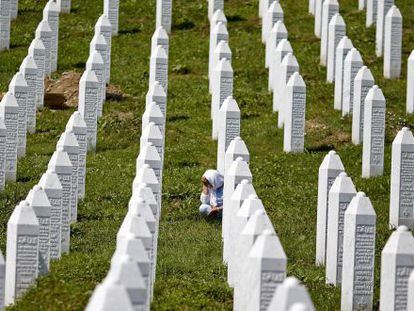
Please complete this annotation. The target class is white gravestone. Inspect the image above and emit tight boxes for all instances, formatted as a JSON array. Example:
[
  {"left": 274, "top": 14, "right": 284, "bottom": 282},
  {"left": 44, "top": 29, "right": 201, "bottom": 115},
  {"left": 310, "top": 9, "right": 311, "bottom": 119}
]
[
  {"left": 149, "top": 45, "right": 168, "bottom": 94},
  {"left": 38, "top": 169, "right": 63, "bottom": 260},
  {"left": 132, "top": 183, "right": 158, "bottom": 221},
  {"left": 390, "top": 127, "right": 414, "bottom": 229},
  {"left": 133, "top": 164, "right": 161, "bottom": 215},
  {"left": 209, "top": 22, "right": 228, "bottom": 80},
  {"left": 0, "top": 0, "right": 10, "bottom": 51},
  {"left": 223, "top": 157, "right": 252, "bottom": 248},
  {"left": 316, "top": 150, "right": 345, "bottom": 266},
  {"left": 342, "top": 48, "right": 364, "bottom": 116},
  {"left": 95, "top": 14, "right": 112, "bottom": 83},
  {"left": 212, "top": 58, "right": 233, "bottom": 140},
  {"left": 320, "top": 0, "right": 339, "bottom": 66},
  {"left": 95, "top": 15, "right": 112, "bottom": 83},
  {"left": 408, "top": 271, "right": 414, "bottom": 310},
  {"left": 231, "top": 193, "right": 264, "bottom": 285},
  {"left": 326, "top": 172, "right": 357, "bottom": 285},
  {"left": 20, "top": 56, "right": 38, "bottom": 134},
  {"left": 314, "top": 0, "right": 323, "bottom": 38},
  {"left": 262, "top": 1, "right": 284, "bottom": 44},
  {"left": 268, "top": 277, "right": 315, "bottom": 310},
  {"left": 380, "top": 226, "right": 414, "bottom": 311},
  {"left": 10, "top": 0, "right": 17, "bottom": 20},
  {"left": 284, "top": 72, "right": 306, "bottom": 153},
  {"left": 57, "top": 130, "right": 79, "bottom": 223},
  {"left": 137, "top": 142, "right": 162, "bottom": 185},
  {"left": 211, "top": 10, "right": 227, "bottom": 34},
  {"left": 383, "top": 5, "right": 402, "bottom": 79},
  {"left": 28, "top": 37, "right": 46, "bottom": 110},
  {"left": 0, "top": 251, "right": 4, "bottom": 309},
  {"left": 235, "top": 230, "right": 287, "bottom": 311},
  {"left": 217, "top": 96, "right": 240, "bottom": 174},
  {"left": 208, "top": 0, "right": 223, "bottom": 21},
  {"left": 90, "top": 33, "right": 108, "bottom": 97},
  {"left": 86, "top": 51, "right": 105, "bottom": 118},
  {"left": 105, "top": 255, "right": 148, "bottom": 309},
  {"left": 85, "top": 281, "right": 134, "bottom": 311},
  {"left": 43, "top": 1, "right": 60, "bottom": 73},
  {"left": 48, "top": 146, "right": 72, "bottom": 254},
  {"left": 366, "top": 0, "right": 377, "bottom": 28},
  {"left": 359, "top": 0, "right": 366, "bottom": 10},
  {"left": 0, "top": 118, "right": 6, "bottom": 191},
  {"left": 114, "top": 234, "right": 151, "bottom": 305},
  {"left": 327, "top": 13, "right": 345, "bottom": 83},
  {"left": 225, "top": 136, "right": 249, "bottom": 175},
  {"left": 26, "top": 185, "right": 51, "bottom": 275},
  {"left": 375, "top": 0, "right": 394, "bottom": 57},
  {"left": 66, "top": 111, "right": 87, "bottom": 199},
  {"left": 233, "top": 210, "right": 275, "bottom": 310},
  {"left": 8, "top": 72, "right": 28, "bottom": 158},
  {"left": 5, "top": 201, "right": 39, "bottom": 306},
  {"left": 78, "top": 69, "right": 99, "bottom": 152},
  {"left": 140, "top": 122, "right": 164, "bottom": 166},
  {"left": 57, "top": 0, "right": 71, "bottom": 13},
  {"left": 266, "top": 21, "right": 288, "bottom": 69},
  {"left": 151, "top": 26, "right": 169, "bottom": 57},
  {"left": 142, "top": 102, "right": 165, "bottom": 136},
  {"left": 407, "top": 51, "right": 414, "bottom": 114},
  {"left": 309, "top": 0, "right": 315, "bottom": 15},
  {"left": 35, "top": 19, "right": 52, "bottom": 77},
  {"left": 156, "top": 0, "right": 172, "bottom": 34},
  {"left": 210, "top": 40, "right": 232, "bottom": 95},
  {"left": 226, "top": 182, "right": 257, "bottom": 285},
  {"left": 259, "top": 0, "right": 274, "bottom": 19},
  {"left": 275, "top": 53, "right": 299, "bottom": 127},
  {"left": 269, "top": 38, "right": 293, "bottom": 96},
  {"left": 352, "top": 66, "right": 375, "bottom": 145},
  {"left": 341, "top": 192, "right": 376, "bottom": 311},
  {"left": 146, "top": 81, "right": 167, "bottom": 118},
  {"left": 362, "top": 85, "right": 386, "bottom": 178},
  {"left": 334, "top": 36, "right": 354, "bottom": 111},
  {"left": 0, "top": 92, "right": 18, "bottom": 182},
  {"left": 104, "top": 0, "right": 119, "bottom": 35}
]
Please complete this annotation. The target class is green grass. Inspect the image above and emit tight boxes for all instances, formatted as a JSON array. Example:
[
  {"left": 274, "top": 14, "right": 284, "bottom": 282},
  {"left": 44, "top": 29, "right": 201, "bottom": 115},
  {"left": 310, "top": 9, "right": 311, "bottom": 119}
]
[{"left": 0, "top": 0, "right": 412, "bottom": 309}]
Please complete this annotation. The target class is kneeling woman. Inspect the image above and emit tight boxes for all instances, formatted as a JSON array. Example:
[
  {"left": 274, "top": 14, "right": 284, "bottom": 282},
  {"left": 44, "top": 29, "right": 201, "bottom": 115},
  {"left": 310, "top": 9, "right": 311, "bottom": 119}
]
[{"left": 199, "top": 169, "right": 224, "bottom": 218}]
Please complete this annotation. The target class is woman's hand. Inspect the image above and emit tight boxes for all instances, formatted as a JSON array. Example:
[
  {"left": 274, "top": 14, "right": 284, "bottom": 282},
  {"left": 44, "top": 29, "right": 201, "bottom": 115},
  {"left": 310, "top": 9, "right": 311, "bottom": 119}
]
[{"left": 201, "top": 176, "right": 210, "bottom": 194}]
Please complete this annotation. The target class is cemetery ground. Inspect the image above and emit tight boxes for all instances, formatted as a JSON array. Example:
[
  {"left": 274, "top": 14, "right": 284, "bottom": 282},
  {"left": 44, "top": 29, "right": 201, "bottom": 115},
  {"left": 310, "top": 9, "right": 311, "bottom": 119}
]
[{"left": 0, "top": 0, "right": 413, "bottom": 309}]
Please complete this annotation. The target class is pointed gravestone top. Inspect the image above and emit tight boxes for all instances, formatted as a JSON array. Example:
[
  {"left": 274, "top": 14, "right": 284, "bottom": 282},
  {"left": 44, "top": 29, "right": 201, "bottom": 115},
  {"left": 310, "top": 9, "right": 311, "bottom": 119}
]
[
  {"left": 29, "top": 37, "right": 46, "bottom": 52},
  {"left": 227, "top": 137, "right": 249, "bottom": 157},
  {"left": 383, "top": 225, "right": 414, "bottom": 254},
  {"left": 153, "top": 26, "right": 169, "bottom": 41},
  {"left": 211, "top": 9, "right": 227, "bottom": 25},
  {"left": 231, "top": 180, "right": 256, "bottom": 202},
  {"left": 91, "top": 33, "right": 107, "bottom": 47},
  {"left": 238, "top": 194, "right": 265, "bottom": 217},
  {"left": 144, "top": 102, "right": 164, "bottom": 120},
  {"left": 276, "top": 38, "right": 293, "bottom": 53},
  {"left": 9, "top": 72, "right": 28, "bottom": 88},
  {"left": 87, "top": 50, "right": 104, "bottom": 67},
  {"left": 287, "top": 71, "right": 305, "bottom": 87},
  {"left": 132, "top": 183, "right": 157, "bottom": 207},
  {"left": 393, "top": 127, "right": 414, "bottom": 145},
  {"left": 228, "top": 157, "right": 252, "bottom": 179},
  {"left": 26, "top": 185, "right": 51, "bottom": 209},
  {"left": 355, "top": 65, "right": 374, "bottom": 82},
  {"left": 57, "top": 131, "right": 79, "bottom": 149},
  {"left": 346, "top": 191, "right": 376, "bottom": 216},
  {"left": 221, "top": 96, "right": 240, "bottom": 113},
  {"left": 330, "top": 172, "right": 357, "bottom": 194},
  {"left": 9, "top": 201, "right": 39, "bottom": 227},
  {"left": 345, "top": 48, "right": 363, "bottom": 64},
  {"left": 217, "top": 57, "right": 233, "bottom": 73},
  {"left": 129, "top": 197, "right": 156, "bottom": 229},
  {"left": 273, "top": 20, "right": 288, "bottom": 35},
  {"left": 337, "top": 35, "right": 353, "bottom": 51},
  {"left": 44, "top": 0, "right": 60, "bottom": 13},
  {"left": 331, "top": 12, "right": 345, "bottom": 26},
  {"left": 281, "top": 53, "right": 299, "bottom": 69},
  {"left": 48, "top": 146, "right": 73, "bottom": 169},
  {"left": 115, "top": 233, "right": 150, "bottom": 264},
  {"left": 387, "top": 5, "right": 402, "bottom": 19},
  {"left": 365, "top": 85, "right": 385, "bottom": 102},
  {"left": 80, "top": 69, "right": 99, "bottom": 84},
  {"left": 320, "top": 150, "right": 345, "bottom": 170},
  {"left": 138, "top": 142, "right": 162, "bottom": 163},
  {"left": 66, "top": 111, "right": 87, "bottom": 130},
  {"left": 39, "top": 169, "right": 63, "bottom": 191},
  {"left": 85, "top": 282, "right": 135, "bottom": 311},
  {"left": 20, "top": 55, "right": 38, "bottom": 72},
  {"left": 248, "top": 229, "right": 287, "bottom": 267},
  {"left": 96, "top": 14, "right": 112, "bottom": 30},
  {"left": 36, "top": 19, "right": 53, "bottom": 35},
  {"left": 117, "top": 213, "right": 152, "bottom": 247},
  {"left": 152, "top": 45, "right": 168, "bottom": 60},
  {"left": 213, "top": 22, "right": 229, "bottom": 37},
  {"left": 136, "top": 164, "right": 159, "bottom": 188},
  {"left": 147, "top": 81, "right": 166, "bottom": 98},
  {"left": 242, "top": 210, "right": 275, "bottom": 236},
  {"left": 1, "top": 92, "right": 19, "bottom": 108},
  {"left": 216, "top": 40, "right": 232, "bottom": 57},
  {"left": 268, "top": 277, "right": 315, "bottom": 310},
  {"left": 142, "top": 122, "right": 163, "bottom": 141}
]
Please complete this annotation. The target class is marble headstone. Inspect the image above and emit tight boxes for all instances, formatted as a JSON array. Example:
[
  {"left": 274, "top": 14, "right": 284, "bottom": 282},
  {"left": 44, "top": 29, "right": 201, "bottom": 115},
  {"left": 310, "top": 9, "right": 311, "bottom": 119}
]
[
  {"left": 383, "top": 5, "right": 402, "bottom": 79},
  {"left": 156, "top": 0, "right": 172, "bottom": 33},
  {"left": 210, "top": 40, "right": 232, "bottom": 95},
  {"left": 224, "top": 136, "right": 249, "bottom": 174},
  {"left": 151, "top": 26, "right": 169, "bottom": 57},
  {"left": 407, "top": 51, "right": 414, "bottom": 114},
  {"left": 265, "top": 20, "right": 288, "bottom": 69},
  {"left": 104, "top": 0, "right": 119, "bottom": 35},
  {"left": 86, "top": 51, "right": 105, "bottom": 118},
  {"left": 327, "top": 13, "right": 346, "bottom": 83},
  {"left": 85, "top": 281, "right": 134, "bottom": 311},
  {"left": 342, "top": 48, "right": 364, "bottom": 116},
  {"left": 375, "top": 0, "right": 394, "bottom": 57},
  {"left": 366, "top": 0, "right": 377, "bottom": 27},
  {"left": 269, "top": 38, "right": 293, "bottom": 95},
  {"left": 142, "top": 102, "right": 165, "bottom": 136},
  {"left": 19, "top": 56, "right": 38, "bottom": 134},
  {"left": 35, "top": 19, "right": 52, "bottom": 77},
  {"left": 320, "top": 0, "right": 339, "bottom": 66},
  {"left": 28, "top": 37, "right": 46, "bottom": 110},
  {"left": 149, "top": 45, "right": 168, "bottom": 94},
  {"left": 209, "top": 22, "right": 228, "bottom": 80},
  {"left": 262, "top": 1, "right": 284, "bottom": 44},
  {"left": 146, "top": 81, "right": 167, "bottom": 118},
  {"left": 0, "top": 0, "right": 10, "bottom": 51},
  {"left": 43, "top": 1, "right": 60, "bottom": 73},
  {"left": 268, "top": 277, "right": 315, "bottom": 310},
  {"left": 314, "top": 0, "right": 323, "bottom": 38},
  {"left": 95, "top": 14, "right": 112, "bottom": 83},
  {"left": 57, "top": 0, "right": 71, "bottom": 13},
  {"left": 89, "top": 33, "right": 108, "bottom": 91},
  {"left": 334, "top": 36, "right": 353, "bottom": 110},
  {"left": 208, "top": 0, "right": 223, "bottom": 21}
]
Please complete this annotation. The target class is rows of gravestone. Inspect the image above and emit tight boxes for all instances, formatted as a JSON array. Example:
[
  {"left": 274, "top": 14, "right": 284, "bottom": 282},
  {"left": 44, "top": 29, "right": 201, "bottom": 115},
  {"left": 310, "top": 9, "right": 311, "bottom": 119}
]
[
  {"left": 0, "top": 0, "right": 120, "bottom": 307},
  {"left": 208, "top": 1, "right": 316, "bottom": 309},
  {"left": 86, "top": 2, "right": 171, "bottom": 308}
]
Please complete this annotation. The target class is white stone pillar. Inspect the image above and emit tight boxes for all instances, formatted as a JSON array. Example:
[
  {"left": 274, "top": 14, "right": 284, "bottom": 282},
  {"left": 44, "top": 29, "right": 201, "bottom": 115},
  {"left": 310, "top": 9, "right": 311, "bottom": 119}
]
[
  {"left": 342, "top": 48, "right": 363, "bottom": 116},
  {"left": 19, "top": 56, "right": 38, "bottom": 134},
  {"left": 327, "top": 13, "right": 345, "bottom": 83},
  {"left": 334, "top": 36, "right": 353, "bottom": 110},
  {"left": 320, "top": 0, "right": 339, "bottom": 66},
  {"left": 383, "top": 5, "right": 402, "bottom": 79},
  {"left": 375, "top": 0, "right": 394, "bottom": 57}
]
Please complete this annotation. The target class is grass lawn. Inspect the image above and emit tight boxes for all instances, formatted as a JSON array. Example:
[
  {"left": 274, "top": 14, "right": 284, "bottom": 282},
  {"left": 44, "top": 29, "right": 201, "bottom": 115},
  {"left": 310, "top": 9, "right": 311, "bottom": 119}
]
[{"left": 0, "top": 0, "right": 413, "bottom": 309}]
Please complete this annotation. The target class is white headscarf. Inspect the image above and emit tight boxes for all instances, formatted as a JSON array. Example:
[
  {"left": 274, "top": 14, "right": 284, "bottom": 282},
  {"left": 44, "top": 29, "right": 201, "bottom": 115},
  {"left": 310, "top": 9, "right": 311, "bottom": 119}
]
[{"left": 203, "top": 169, "right": 224, "bottom": 190}]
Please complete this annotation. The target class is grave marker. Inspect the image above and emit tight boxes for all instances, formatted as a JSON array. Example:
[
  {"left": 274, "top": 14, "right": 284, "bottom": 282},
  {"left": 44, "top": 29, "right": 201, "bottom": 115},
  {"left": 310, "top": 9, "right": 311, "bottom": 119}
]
[
  {"left": 342, "top": 48, "right": 364, "bottom": 116},
  {"left": 57, "top": 130, "right": 79, "bottom": 223},
  {"left": 28, "top": 37, "right": 46, "bottom": 110},
  {"left": 43, "top": 0, "right": 60, "bottom": 73},
  {"left": 407, "top": 51, "right": 414, "bottom": 114},
  {"left": 408, "top": 271, "right": 414, "bottom": 310},
  {"left": 78, "top": 69, "right": 99, "bottom": 152},
  {"left": 156, "top": 0, "right": 172, "bottom": 34},
  {"left": 66, "top": 111, "right": 87, "bottom": 199},
  {"left": 48, "top": 146, "right": 72, "bottom": 254},
  {"left": 265, "top": 20, "right": 288, "bottom": 69},
  {"left": 85, "top": 281, "right": 134, "bottom": 311},
  {"left": 38, "top": 169, "right": 63, "bottom": 260},
  {"left": 86, "top": 51, "right": 105, "bottom": 118},
  {"left": 209, "top": 22, "right": 228, "bottom": 80},
  {"left": 151, "top": 26, "right": 169, "bottom": 57},
  {"left": 142, "top": 102, "right": 165, "bottom": 136},
  {"left": 268, "top": 277, "right": 315, "bottom": 310},
  {"left": 140, "top": 122, "right": 164, "bottom": 165},
  {"left": 0, "top": 0, "right": 10, "bottom": 51},
  {"left": 309, "top": 0, "right": 315, "bottom": 15},
  {"left": 380, "top": 226, "right": 414, "bottom": 310},
  {"left": 104, "top": 0, "right": 119, "bottom": 35},
  {"left": 137, "top": 142, "right": 162, "bottom": 185},
  {"left": 10, "top": 0, "right": 17, "bottom": 20},
  {"left": 320, "top": 0, "right": 339, "bottom": 66},
  {"left": 262, "top": 1, "right": 284, "bottom": 44},
  {"left": 383, "top": 5, "right": 402, "bottom": 79},
  {"left": 149, "top": 45, "right": 168, "bottom": 94},
  {"left": 352, "top": 66, "right": 375, "bottom": 145},
  {"left": 366, "top": 0, "right": 377, "bottom": 27},
  {"left": 224, "top": 136, "right": 249, "bottom": 175},
  {"left": 208, "top": 0, "right": 223, "bottom": 21},
  {"left": 283, "top": 72, "right": 306, "bottom": 153},
  {"left": 146, "top": 81, "right": 167, "bottom": 117},
  {"left": 362, "top": 85, "right": 386, "bottom": 178},
  {"left": 35, "top": 19, "right": 52, "bottom": 77},
  {"left": 19, "top": 56, "right": 38, "bottom": 134},
  {"left": 57, "top": 0, "right": 71, "bottom": 13},
  {"left": 334, "top": 36, "right": 353, "bottom": 110},
  {"left": 0, "top": 118, "right": 6, "bottom": 191},
  {"left": 90, "top": 33, "right": 108, "bottom": 92},
  {"left": 375, "top": 0, "right": 394, "bottom": 57},
  {"left": 314, "top": 0, "right": 323, "bottom": 38},
  {"left": 259, "top": 0, "right": 273, "bottom": 19},
  {"left": 8, "top": 72, "right": 28, "bottom": 158},
  {"left": 327, "top": 13, "right": 345, "bottom": 83},
  {"left": 217, "top": 96, "right": 240, "bottom": 174},
  {"left": 132, "top": 183, "right": 158, "bottom": 220},
  {"left": 341, "top": 192, "right": 376, "bottom": 311},
  {"left": 326, "top": 172, "right": 357, "bottom": 285},
  {"left": 5, "top": 201, "right": 39, "bottom": 306},
  {"left": 0, "top": 92, "right": 18, "bottom": 182},
  {"left": 210, "top": 40, "right": 232, "bottom": 95},
  {"left": 390, "top": 127, "right": 414, "bottom": 229},
  {"left": 133, "top": 164, "right": 161, "bottom": 213},
  {"left": 0, "top": 251, "right": 4, "bottom": 309},
  {"left": 26, "top": 185, "right": 51, "bottom": 275},
  {"left": 359, "top": 0, "right": 366, "bottom": 10},
  {"left": 269, "top": 38, "right": 293, "bottom": 97},
  {"left": 95, "top": 14, "right": 112, "bottom": 83}
]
